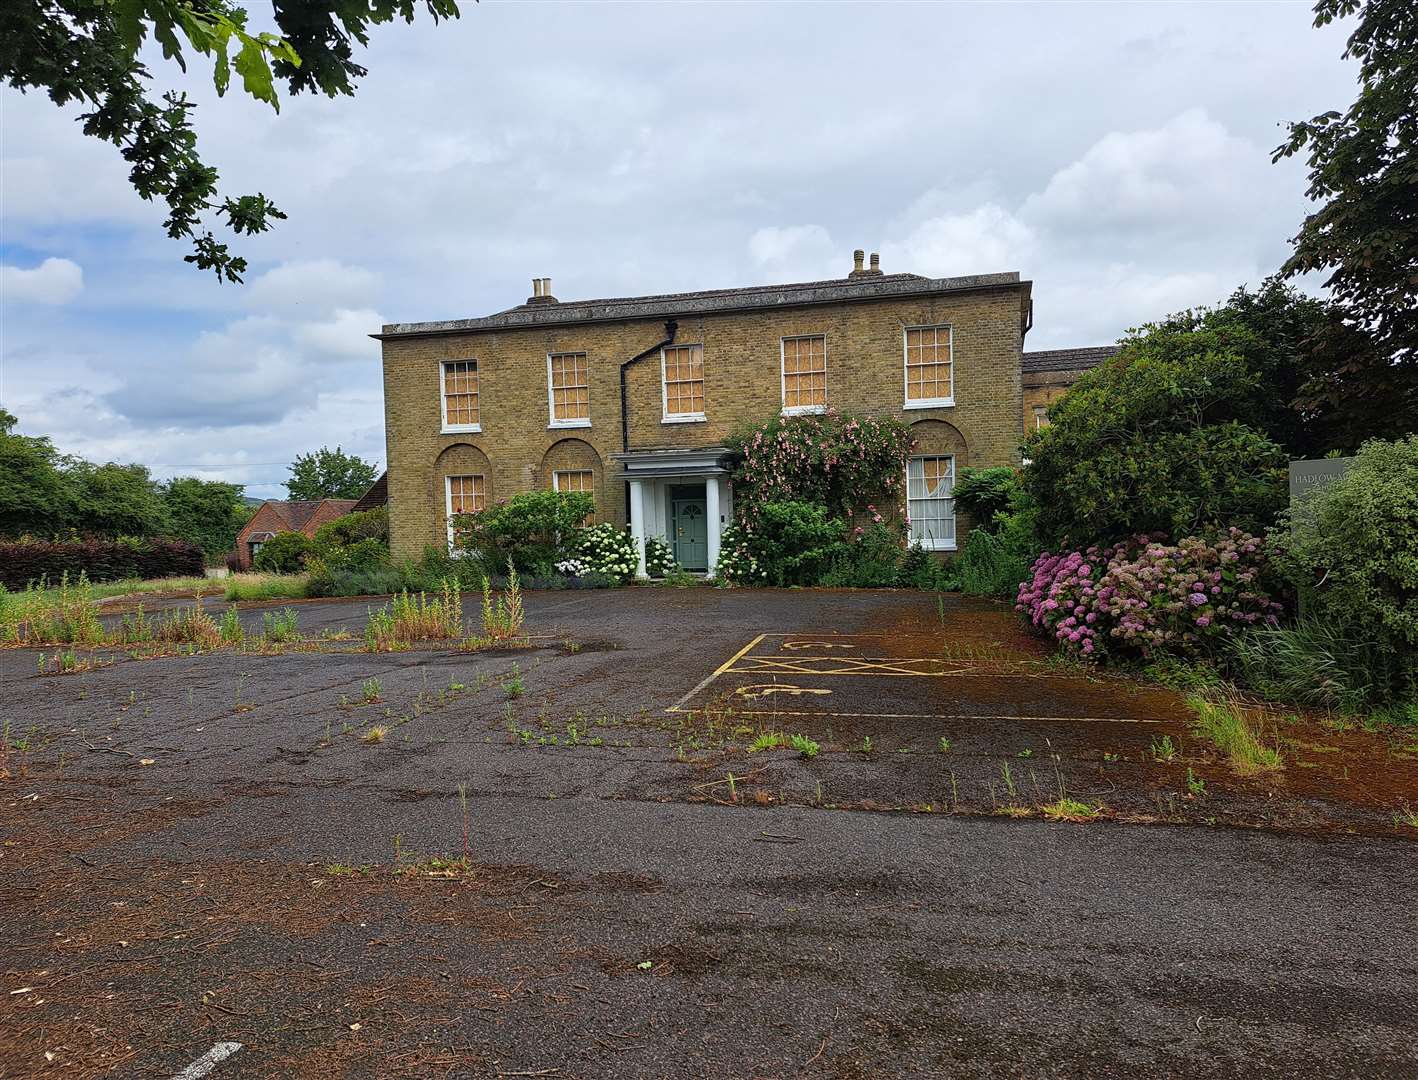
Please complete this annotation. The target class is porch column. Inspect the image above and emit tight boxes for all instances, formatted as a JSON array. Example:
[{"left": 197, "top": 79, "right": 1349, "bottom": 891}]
[
  {"left": 705, "top": 474, "right": 722, "bottom": 578},
  {"left": 629, "top": 479, "right": 647, "bottom": 577}
]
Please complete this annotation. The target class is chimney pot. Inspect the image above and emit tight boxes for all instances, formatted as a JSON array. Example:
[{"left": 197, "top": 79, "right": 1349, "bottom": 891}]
[
  {"left": 542, "top": 277, "right": 552, "bottom": 296},
  {"left": 869, "top": 252, "right": 881, "bottom": 272},
  {"left": 531, "top": 277, "right": 542, "bottom": 297},
  {"left": 853, "top": 249, "right": 865, "bottom": 272}
]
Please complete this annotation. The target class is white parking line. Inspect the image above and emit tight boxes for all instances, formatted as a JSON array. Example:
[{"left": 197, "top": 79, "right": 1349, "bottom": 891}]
[{"left": 172, "top": 1042, "right": 242, "bottom": 1080}]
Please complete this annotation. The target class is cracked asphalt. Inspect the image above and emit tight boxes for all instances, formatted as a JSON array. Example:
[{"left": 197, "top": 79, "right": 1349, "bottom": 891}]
[{"left": 1, "top": 587, "right": 1415, "bottom": 1079}]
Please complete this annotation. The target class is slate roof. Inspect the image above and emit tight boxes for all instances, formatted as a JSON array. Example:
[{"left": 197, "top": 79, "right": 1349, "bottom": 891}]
[
  {"left": 1021, "top": 346, "right": 1119, "bottom": 374},
  {"left": 376, "top": 271, "right": 1026, "bottom": 338}
]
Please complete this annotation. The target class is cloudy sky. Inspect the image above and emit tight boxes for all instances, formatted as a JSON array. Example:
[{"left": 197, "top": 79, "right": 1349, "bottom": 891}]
[{"left": 1, "top": 2, "right": 1356, "bottom": 498}]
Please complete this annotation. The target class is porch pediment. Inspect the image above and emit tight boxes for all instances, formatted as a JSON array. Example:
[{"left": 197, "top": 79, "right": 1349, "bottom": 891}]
[{"left": 613, "top": 447, "right": 732, "bottom": 478}]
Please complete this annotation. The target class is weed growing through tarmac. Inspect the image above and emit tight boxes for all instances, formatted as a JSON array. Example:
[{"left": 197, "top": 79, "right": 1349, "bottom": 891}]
[
  {"left": 218, "top": 605, "right": 244, "bottom": 645},
  {"left": 860, "top": 736, "right": 874, "bottom": 754},
  {"left": 36, "top": 648, "right": 100, "bottom": 675},
  {"left": 360, "top": 677, "right": 382, "bottom": 704},
  {"left": 789, "top": 734, "right": 820, "bottom": 758},
  {"left": 1187, "top": 693, "right": 1283, "bottom": 775},
  {"left": 1394, "top": 804, "right": 1418, "bottom": 830},
  {"left": 1017, "top": 748, "right": 1033, "bottom": 759},
  {"left": 999, "top": 760, "right": 1019, "bottom": 800},
  {"left": 362, "top": 725, "right": 388, "bottom": 744},
  {"left": 233, "top": 674, "right": 253, "bottom": 713},
  {"left": 505, "top": 662, "right": 524, "bottom": 699},
  {"left": 1041, "top": 797, "right": 1100, "bottom": 822},
  {"left": 261, "top": 608, "right": 301, "bottom": 644},
  {"left": 749, "top": 731, "right": 785, "bottom": 752},
  {"left": 1150, "top": 734, "right": 1178, "bottom": 763},
  {"left": 466, "top": 562, "right": 527, "bottom": 649},
  {"left": 1186, "top": 768, "right": 1207, "bottom": 798},
  {"left": 1103, "top": 752, "right": 1120, "bottom": 763},
  {"left": 938, "top": 737, "right": 952, "bottom": 753}
]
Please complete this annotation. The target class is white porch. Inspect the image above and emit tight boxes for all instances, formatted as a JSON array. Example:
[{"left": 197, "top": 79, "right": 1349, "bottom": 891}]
[{"left": 616, "top": 448, "right": 733, "bottom": 578}]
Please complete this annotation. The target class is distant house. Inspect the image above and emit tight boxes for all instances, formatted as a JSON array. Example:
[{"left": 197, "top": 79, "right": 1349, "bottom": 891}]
[
  {"left": 1021, "top": 347, "right": 1119, "bottom": 431},
  {"left": 233, "top": 499, "right": 359, "bottom": 569},
  {"left": 350, "top": 471, "right": 388, "bottom": 514}
]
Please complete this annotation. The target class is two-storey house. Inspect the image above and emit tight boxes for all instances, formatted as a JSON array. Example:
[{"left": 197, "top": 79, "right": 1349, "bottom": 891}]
[{"left": 375, "top": 251, "right": 1058, "bottom": 576}]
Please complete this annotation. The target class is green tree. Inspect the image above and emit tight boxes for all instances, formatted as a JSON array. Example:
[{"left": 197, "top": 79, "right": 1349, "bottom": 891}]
[
  {"left": 1273, "top": 0, "right": 1418, "bottom": 427},
  {"left": 68, "top": 460, "right": 171, "bottom": 538},
  {"left": 252, "top": 530, "right": 310, "bottom": 573},
  {"left": 1023, "top": 345, "right": 1289, "bottom": 548},
  {"left": 286, "top": 446, "right": 379, "bottom": 501},
  {"left": 0, "top": 1, "right": 460, "bottom": 283},
  {"left": 163, "top": 476, "right": 247, "bottom": 557},
  {"left": 0, "top": 409, "right": 74, "bottom": 536}
]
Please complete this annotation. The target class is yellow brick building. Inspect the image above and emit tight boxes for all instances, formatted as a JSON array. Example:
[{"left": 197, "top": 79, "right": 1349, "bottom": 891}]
[{"left": 373, "top": 252, "right": 1108, "bottom": 573}]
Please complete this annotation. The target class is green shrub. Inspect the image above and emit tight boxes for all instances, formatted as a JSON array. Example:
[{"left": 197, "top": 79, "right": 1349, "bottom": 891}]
[
  {"left": 958, "top": 504, "right": 1041, "bottom": 600},
  {"left": 575, "top": 523, "right": 639, "bottom": 582},
  {"left": 310, "top": 507, "right": 389, "bottom": 552},
  {"left": 1273, "top": 435, "right": 1418, "bottom": 705},
  {"left": 252, "top": 531, "right": 310, "bottom": 573},
  {"left": 644, "top": 536, "right": 674, "bottom": 578},
  {"left": 1023, "top": 347, "right": 1288, "bottom": 546},
  {"left": 454, "top": 491, "right": 593, "bottom": 575},
  {"left": 721, "top": 501, "right": 845, "bottom": 586},
  {"left": 953, "top": 467, "right": 1019, "bottom": 531},
  {"left": 820, "top": 520, "right": 903, "bottom": 588},
  {"left": 224, "top": 573, "right": 310, "bottom": 602}
]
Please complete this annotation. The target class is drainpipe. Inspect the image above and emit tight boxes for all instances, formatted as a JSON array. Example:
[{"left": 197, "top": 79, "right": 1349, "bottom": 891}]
[{"left": 620, "top": 319, "right": 679, "bottom": 453}]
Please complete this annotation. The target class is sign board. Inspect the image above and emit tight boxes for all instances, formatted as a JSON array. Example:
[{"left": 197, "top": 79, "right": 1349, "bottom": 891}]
[{"left": 1289, "top": 457, "right": 1353, "bottom": 501}]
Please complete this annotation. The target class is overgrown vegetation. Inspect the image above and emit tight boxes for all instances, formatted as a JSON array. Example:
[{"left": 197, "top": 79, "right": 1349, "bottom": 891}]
[{"left": 1187, "top": 693, "right": 1283, "bottom": 775}]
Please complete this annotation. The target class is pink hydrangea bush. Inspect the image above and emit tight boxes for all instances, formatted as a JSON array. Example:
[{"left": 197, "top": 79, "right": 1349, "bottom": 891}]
[{"left": 1016, "top": 529, "right": 1283, "bottom": 660}]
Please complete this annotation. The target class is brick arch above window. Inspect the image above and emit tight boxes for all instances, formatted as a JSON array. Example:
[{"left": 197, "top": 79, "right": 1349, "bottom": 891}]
[
  {"left": 907, "top": 418, "right": 970, "bottom": 467},
  {"left": 540, "top": 438, "right": 604, "bottom": 522},
  {"left": 434, "top": 443, "right": 494, "bottom": 545}
]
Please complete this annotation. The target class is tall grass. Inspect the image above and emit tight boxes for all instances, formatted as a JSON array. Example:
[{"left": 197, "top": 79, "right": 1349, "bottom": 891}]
[
  {"left": 364, "top": 580, "right": 463, "bottom": 651},
  {"left": 224, "top": 573, "right": 310, "bottom": 602},
  {"left": 0, "top": 574, "right": 104, "bottom": 646},
  {"left": 1187, "top": 693, "right": 1283, "bottom": 775},
  {"left": 1226, "top": 618, "right": 1398, "bottom": 713},
  {"left": 478, "top": 562, "right": 524, "bottom": 643}
]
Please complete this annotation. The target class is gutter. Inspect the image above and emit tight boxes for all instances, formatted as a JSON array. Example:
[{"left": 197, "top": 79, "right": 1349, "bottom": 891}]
[{"left": 620, "top": 319, "right": 678, "bottom": 453}]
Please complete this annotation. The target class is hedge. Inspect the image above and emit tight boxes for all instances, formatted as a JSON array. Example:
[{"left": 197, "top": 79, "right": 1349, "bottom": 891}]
[{"left": 0, "top": 537, "right": 204, "bottom": 590}]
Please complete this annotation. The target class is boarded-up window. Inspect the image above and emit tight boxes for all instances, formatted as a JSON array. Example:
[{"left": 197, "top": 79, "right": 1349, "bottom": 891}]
[
  {"left": 781, "top": 335, "right": 826, "bottom": 412},
  {"left": 905, "top": 326, "right": 952, "bottom": 404},
  {"left": 549, "top": 352, "right": 590, "bottom": 424},
  {"left": 663, "top": 345, "right": 705, "bottom": 418},
  {"left": 907, "top": 456, "right": 955, "bottom": 549},
  {"left": 442, "top": 360, "right": 480, "bottom": 429},
  {"left": 445, "top": 474, "right": 486, "bottom": 548}
]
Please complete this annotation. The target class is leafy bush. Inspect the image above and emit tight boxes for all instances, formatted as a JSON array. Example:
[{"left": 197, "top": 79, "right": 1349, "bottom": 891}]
[
  {"left": 727, "top": 410, "right": 913, "bottom": 524},
  {"left": 644, "top": 536, "right": 675, "bottom": 578},
  {"left": 1023, "top": 347, "right": 1288, "bottom": 547},
  {"left": 0, "top": 537, "right": 204, "bottom": 589},
  {"left": 716, "top": 501, "right": 844, "bottom": 586},
  {"left": 952, "top": 467, "right": 1020, "bottom": 531},
  {"left": 820, "top": 520, "right": 904, "bottom": 588},
  {"left": 575, "top": 523, "right": 639, "bottom": 582},
  {"left": 1017, "top": 529, "right": 1282, "bottom": 661},
  {"left": 1273, "top": 435, "right": 1418, "bottom": 704},
  {"left": 455, "top": 491, "right": 594, "bottom": 575},
  {"left": 310, "top": 507, "right": 388, "bottom": 552},
  {"left": 252, "top": 531, "right": 310, "bottom": 573},
  {"left": 958, "top": 504, "right": 1041, "bottom": 600}
]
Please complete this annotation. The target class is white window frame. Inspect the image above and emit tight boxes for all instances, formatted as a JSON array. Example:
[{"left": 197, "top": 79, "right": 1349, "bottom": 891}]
[
  {"left": 661, "top": 344, "right": 706, "bottom": 424},
  {"left": 780, "top": 334, "right": 828, "bottom": 416},
  {"left": 1033, "top": 405, "right": 1048, "bottom": 430},
  {"left": 902, "top": 325, "right": 954, "bottom": 410},
  {"left": 551, "top": 469, "right": 594, "bottom": 494},
  {"left": 547, "top": 352, "right": 591, "bottom": 429},
  {"left": 906, "top": 455, "right": 957, "bottom": 551},
  {"left": 440, "top": 359, "right": 482, "bottom": 434},
  {"left": 444, "top": 474, "right": 485, "bottom": 552}
]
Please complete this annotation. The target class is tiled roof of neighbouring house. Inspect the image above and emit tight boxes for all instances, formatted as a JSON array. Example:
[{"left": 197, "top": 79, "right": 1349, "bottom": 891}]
[
  {"left": 1021, "top": 346, "right": 1120, "bottom": 374},
  {"left": 254, "top": 499, "right": 359, "bottom": 534},
  {"left": 351, "top": 473, "right": 388, "bottom": 514},
  {"left": 375, "top": 271, "right": 1026, "bottom": 338}
]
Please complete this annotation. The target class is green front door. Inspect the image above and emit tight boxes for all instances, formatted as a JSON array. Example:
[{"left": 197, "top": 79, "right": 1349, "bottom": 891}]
[{"left": 671, "top": 487, "right": 709, "bottom": 571}]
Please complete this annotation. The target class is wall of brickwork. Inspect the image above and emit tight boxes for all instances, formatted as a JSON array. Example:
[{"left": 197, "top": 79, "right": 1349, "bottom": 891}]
[
  {"left": 381, "top": 285, "right": 1026, "bottom": 562},
  {"left": 1022, "top": 369, "right": 1088, "bottom": 431}
]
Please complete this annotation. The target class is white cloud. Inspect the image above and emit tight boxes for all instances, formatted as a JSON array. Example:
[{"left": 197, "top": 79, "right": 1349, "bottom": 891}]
[
  {"left": 881, "top": 204, "right": 1036, "bottom": 279},
  {"left": 244, "top": 259, "right": 381, "bottom": 315},
  {"left": 1, "top": 258, "right": 84, "bottom": 305},
  {"left": 747, "top": 225, "right": 839, "bottom": 281},
  {"left": 295, "top": 307, "right": 385, "bottom": 360}
]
